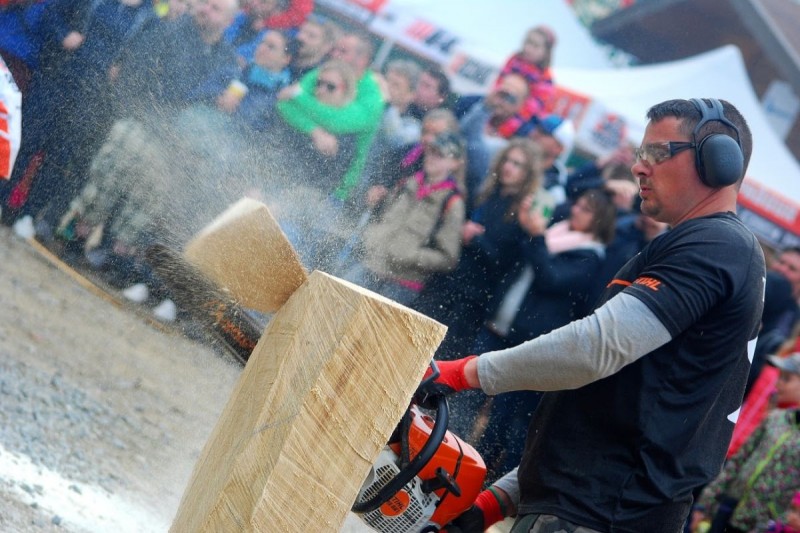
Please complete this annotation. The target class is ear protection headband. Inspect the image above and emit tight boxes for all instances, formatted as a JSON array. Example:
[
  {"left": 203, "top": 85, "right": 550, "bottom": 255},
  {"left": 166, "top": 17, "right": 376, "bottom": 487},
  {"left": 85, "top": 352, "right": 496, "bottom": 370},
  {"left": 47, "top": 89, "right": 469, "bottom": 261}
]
[{"left": 689, "top": 98, "right": 744, "bottom": 187}]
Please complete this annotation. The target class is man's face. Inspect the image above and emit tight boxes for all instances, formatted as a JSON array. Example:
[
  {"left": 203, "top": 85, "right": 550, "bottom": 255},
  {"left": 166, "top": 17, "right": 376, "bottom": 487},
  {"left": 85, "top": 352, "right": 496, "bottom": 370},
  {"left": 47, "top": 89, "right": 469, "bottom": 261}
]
[
  {"left": 331, "top": 36, "right": 365, "bottom": 72},
  {"left": 530, "top": 131, "right": 563, "bottom": 169},
  {"left": 632, "top": 117, "right": 702, "bottom": 226},
  {"left": 772, "top": 250, "right": 800, "bottom": 297},
  {"left": 194, "top": 0, "right": 236, "bottom": 37},
  {"left": 487, "top": 76, "right": 527, "bottom": 120},
  {"left": 414, "top": 72, "right": 444, "bottom": 110},
  {"left": 386, "top": 70, "right": 414, "bottom": 108},
  {"left": 296, "top": 21, "right": 326, "bottom": 59}
]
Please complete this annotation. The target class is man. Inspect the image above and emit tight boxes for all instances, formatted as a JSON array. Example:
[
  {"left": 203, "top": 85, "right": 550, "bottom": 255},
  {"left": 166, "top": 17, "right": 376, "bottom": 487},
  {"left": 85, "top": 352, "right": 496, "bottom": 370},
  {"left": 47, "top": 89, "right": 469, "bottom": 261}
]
[
  {"left": 288, "top": 15, "right": 340, "bottom": 81},
  {"left": 407, "top": 65, "right": 452, "bottom": 121},
  {"left": 422, "top": 98, "right": 764, "bottom": 532},
  {"left": 772, "top": 247, "right": 800, "bottom": 300},
  {"left": 526, "top": 114, "right": 576, "bottom": 209},
  {"left": 358, "top": 58, "right": 422, "bottom": 207},
  {"left": 459, "top": 73, "right": 530, "bottom": 211}
]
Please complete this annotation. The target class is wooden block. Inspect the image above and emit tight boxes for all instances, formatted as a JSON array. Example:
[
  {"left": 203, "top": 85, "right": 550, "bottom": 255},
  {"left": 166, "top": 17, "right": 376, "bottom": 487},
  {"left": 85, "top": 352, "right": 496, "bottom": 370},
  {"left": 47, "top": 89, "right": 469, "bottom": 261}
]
[
  {"left": 183, "top": 197, "right": 308, "bottom": 313},
  {"left": 170, "top": 271, "right": 446, "bottom": 532}
]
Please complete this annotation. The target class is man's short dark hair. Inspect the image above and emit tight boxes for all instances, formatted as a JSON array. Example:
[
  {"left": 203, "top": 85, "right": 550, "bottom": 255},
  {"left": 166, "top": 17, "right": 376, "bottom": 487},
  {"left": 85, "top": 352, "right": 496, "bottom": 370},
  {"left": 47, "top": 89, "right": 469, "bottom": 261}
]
[{"left": 646, "top": 98, "right": 753, "bottom": 172}]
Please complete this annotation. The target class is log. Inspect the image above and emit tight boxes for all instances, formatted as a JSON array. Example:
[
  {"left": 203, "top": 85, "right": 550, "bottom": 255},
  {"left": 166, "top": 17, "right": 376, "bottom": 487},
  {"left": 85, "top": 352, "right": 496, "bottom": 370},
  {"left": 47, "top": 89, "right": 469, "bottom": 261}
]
[
  {"left": 183, "top": 197, "right": 308, "bottom": 313},
  {"left": 170, "top": 270, "right": 446, "bottom": 532}
]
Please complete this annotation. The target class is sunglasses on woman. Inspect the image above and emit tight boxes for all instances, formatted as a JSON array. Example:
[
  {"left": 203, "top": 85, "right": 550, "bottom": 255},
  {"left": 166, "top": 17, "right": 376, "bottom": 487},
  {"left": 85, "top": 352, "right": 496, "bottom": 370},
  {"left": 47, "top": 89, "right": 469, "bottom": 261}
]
[{"left": 315, "top": 79, "right": 339, "bottom": 93}]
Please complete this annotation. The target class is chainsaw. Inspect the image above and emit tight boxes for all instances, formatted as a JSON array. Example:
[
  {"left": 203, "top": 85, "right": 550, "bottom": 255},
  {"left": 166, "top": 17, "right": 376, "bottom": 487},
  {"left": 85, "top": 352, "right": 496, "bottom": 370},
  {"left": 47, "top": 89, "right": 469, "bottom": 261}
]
[{"left": 145, "top": 244, "right": 487, "bottom": 532}]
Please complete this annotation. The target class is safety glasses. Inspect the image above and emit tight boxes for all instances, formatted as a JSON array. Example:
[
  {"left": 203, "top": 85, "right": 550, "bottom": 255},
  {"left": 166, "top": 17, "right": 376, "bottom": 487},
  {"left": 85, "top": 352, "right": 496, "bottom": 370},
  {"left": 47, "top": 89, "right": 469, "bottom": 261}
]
[{"left": 634, "top": 141, "right": 696, "bottom": 165}]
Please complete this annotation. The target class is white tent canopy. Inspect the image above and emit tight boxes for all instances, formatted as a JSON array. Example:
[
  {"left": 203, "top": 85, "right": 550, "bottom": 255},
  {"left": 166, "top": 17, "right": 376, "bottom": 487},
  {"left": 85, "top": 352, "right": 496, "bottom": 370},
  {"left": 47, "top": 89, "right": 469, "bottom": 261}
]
[{"left": 553, "top": 45, "right": 800, "bottom": 203}]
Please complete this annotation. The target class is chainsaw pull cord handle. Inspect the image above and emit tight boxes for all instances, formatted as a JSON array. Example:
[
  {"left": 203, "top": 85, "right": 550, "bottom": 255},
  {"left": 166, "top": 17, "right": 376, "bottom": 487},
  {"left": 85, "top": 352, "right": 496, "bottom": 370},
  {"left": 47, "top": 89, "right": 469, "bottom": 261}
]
[{"left": 351, "top": 363, "right": 449, "bottom": 514}]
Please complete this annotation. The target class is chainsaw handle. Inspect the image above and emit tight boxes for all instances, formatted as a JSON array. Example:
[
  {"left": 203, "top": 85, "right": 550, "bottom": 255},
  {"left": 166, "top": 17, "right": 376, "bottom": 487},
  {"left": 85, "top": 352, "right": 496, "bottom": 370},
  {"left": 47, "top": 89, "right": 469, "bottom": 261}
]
[{"left": 351, "top": 394, "right": 449, "bottom": 514}]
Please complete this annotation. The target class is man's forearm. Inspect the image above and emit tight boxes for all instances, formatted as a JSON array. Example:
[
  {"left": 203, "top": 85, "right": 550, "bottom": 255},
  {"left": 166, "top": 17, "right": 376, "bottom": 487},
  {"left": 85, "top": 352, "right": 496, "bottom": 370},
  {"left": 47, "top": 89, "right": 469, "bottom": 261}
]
[{"left": 475, "top": 293, "right": 672, "bottom": 394}]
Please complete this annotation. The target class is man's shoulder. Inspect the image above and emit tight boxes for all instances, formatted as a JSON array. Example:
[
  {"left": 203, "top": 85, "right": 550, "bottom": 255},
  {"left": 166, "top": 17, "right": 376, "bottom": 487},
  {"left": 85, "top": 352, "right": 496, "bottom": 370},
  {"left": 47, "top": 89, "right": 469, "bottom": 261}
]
[{"left": 663, "top": 212, "right": 756, "bottom": 246}]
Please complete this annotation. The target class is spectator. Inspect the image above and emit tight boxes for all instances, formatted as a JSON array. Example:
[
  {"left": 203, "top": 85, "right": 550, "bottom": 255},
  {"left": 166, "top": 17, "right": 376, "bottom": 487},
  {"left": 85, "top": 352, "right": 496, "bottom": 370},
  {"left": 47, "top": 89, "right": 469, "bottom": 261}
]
[
  {"left": 415, "top": 138, "right": 545, "bottom": 361},
  {"left": 331, "top": 106, "right": 462, "bottom": 277},
  {"left": 271, "top": 59, "right": 359, "bottom": 193},
  {"left": 692, "top": 355, "right": 800, "bottom": 533},
  {"left": 464, "top": 188, "right": 617, "bottom": 480},
  {"left": 55, "top": 0, "right": 240, "bottom": 301},
  {"left": 4, "top": 0, "right": 157, "bottom": 236},
  {"left": 0, "top": 1, "right": 48, "bottom": 94},
  {"left": 276, "top": 31, "right": 384, "bottom": 204},
  {"left": 358, "top": 58, "right": 423, "bottom": 207},
  {"left": 748, "top": 266, "right": 800, "bottom": 391},
  {"left": 288, "top": 14, "right": 339, "bottom": 81},
  {"left": 266, "top": 58, "right": 363, "bottom": 271},
  {"left": 223, "top": 0, "right": 283, "bottom": 66},
  {"left": 459, "top": 73, "right": 531, "bottom": 211},
  {"left": 343, "top": 131, "right": 466, "bottom": 306},
  {"left": 773, "top": 247, "right": 800, "bottom": 294},
  {"left": 217, "top": 28, "right": 295, "bottom": 132},
  {"left": 525, "top": 114, "right": 576, "bottom": 207},
  {"left": 364, "top": 107, "right": 459, "bottom": 212},
  {"left": 492, "top": 25, "right": 557, "bottom": 138},
  {"left": 407, "top": 65, "right": 452, "bottom": 121},
  {"left": 551, "top": 141, "right": 636, "bottom": 222}
]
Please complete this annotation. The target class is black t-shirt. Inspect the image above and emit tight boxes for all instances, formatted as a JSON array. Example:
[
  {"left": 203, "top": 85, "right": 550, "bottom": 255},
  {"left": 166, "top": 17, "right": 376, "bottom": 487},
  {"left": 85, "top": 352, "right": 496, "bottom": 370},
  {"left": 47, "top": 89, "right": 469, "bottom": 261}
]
[{"left": 517, "top": 212, "right": 765, "bottom": 532}]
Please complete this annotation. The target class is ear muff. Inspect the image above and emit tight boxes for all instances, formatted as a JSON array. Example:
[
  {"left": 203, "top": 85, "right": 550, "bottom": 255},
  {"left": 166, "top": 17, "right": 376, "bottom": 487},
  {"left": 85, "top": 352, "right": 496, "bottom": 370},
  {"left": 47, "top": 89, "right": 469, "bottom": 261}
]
[{"left": 689, "top": 98, "right": 744, "bottom": 187}]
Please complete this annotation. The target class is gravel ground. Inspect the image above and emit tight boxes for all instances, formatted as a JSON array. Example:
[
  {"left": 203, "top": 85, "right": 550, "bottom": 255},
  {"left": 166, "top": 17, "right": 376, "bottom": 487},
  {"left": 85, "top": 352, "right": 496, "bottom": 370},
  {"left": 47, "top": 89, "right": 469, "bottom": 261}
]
[{"left": 0, "top": 225, "right": 244, "bottom": 532}]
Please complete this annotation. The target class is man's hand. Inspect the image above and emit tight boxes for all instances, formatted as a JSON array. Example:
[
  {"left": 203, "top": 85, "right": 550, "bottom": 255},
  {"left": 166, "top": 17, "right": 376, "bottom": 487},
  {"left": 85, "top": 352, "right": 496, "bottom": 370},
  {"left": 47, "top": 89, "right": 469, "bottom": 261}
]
[
  {"left": 443, "top": 487, "right": 509, "bottom": 533},
  {"left": 416, "top": 356, "right": 478, "bottom": 406}
]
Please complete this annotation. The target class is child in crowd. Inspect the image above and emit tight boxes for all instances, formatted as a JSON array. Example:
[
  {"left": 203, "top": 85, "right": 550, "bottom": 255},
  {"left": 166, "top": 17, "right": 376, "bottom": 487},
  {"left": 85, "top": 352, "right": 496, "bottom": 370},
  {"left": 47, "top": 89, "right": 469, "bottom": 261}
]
[
  {"left": 343, "top": 131, "right": 466, "bottom": 306},
  {"left": 766, "top": 490, "right": 800, "bottom": 532},
  {"left": 492, "top": 25, "right": 557, "bottom": 138}
]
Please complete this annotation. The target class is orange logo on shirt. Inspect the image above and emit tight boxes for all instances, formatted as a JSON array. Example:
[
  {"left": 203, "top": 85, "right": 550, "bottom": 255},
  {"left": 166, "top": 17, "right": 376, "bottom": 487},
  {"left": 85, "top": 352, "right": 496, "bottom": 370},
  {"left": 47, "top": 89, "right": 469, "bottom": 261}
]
[{"left": 634, "top": 276, "right": 662, "bottom": 291}]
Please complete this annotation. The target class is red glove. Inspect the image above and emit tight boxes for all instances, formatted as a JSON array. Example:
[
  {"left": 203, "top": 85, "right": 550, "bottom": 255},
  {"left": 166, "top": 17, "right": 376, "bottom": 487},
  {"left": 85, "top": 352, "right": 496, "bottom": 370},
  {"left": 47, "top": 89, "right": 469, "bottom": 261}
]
[
  {"left": 425, "top": 355, "right": 477, "bottom": 390},
  {"left": 415, "top": 356, "right": 478, "bottom": 408},
  {"left": 443, "top": 487, "right": 506, "bottom": 532}
]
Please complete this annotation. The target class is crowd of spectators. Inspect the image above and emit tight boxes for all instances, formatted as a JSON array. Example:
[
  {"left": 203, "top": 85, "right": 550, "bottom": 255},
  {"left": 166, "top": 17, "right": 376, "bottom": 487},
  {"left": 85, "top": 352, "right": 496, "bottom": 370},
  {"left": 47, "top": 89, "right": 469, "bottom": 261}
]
[{"left": 2, "top": 2, "right": 800, "bottom": 530}]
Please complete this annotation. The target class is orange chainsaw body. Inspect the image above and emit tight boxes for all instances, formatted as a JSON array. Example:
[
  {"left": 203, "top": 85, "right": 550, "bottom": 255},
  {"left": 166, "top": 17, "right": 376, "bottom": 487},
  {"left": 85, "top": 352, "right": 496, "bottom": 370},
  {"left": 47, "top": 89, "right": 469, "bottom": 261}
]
[{"left": 385, "top": 406, "right": 486, "bottom": 527}]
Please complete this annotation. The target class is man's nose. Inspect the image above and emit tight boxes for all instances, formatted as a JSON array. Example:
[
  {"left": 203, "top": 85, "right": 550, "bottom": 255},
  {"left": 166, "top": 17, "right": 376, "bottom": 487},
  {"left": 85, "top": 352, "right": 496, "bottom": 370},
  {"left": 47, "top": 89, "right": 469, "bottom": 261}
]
[{"left": 631, "top": 159, "right": 650, "bottom": 177}]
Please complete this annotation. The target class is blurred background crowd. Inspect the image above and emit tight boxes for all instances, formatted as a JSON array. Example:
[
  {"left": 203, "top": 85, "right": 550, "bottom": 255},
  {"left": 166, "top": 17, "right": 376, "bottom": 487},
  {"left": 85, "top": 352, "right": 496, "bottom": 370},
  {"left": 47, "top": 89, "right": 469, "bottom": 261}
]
[{"left": 1, "top": 1, "right": 800, "bottom": 532}]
